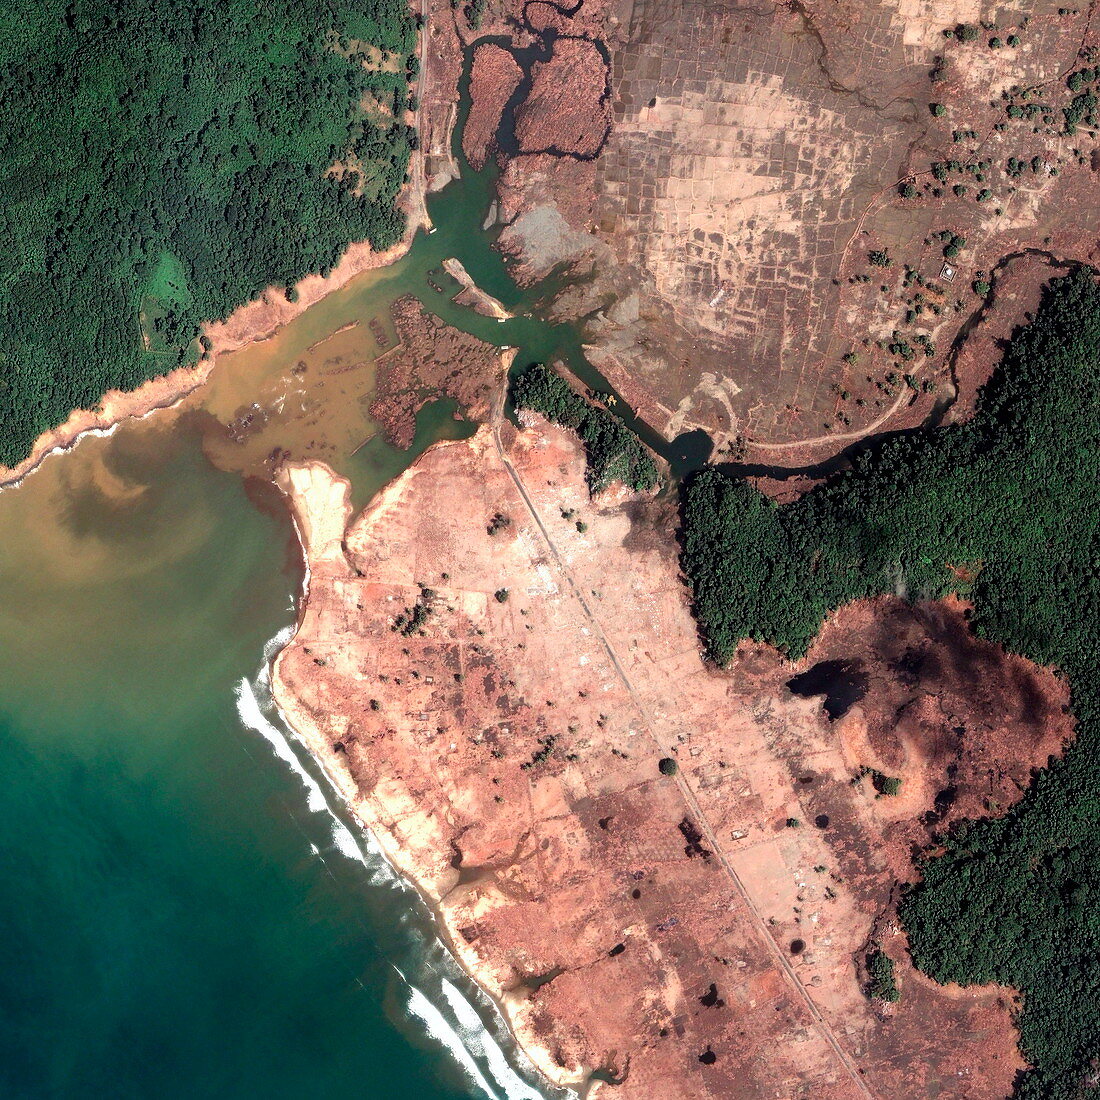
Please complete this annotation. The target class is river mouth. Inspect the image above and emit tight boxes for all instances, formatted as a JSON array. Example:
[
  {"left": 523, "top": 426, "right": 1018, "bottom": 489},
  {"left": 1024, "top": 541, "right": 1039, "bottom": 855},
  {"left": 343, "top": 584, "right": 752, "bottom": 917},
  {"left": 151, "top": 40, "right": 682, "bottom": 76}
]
[
  {"left": 0, "top": 29, "right": 688, "bottom": 1096},
  {"left": 198, "top": 24, "right": 721, "bottom": 495},
  {"left": 0, "top": 397, "right": 559, "bottom": 1097},
  {"left": 0, "top": 34, "right": 608, "bottom": 1100},
  {"left": 0, "top": 11, "right": 901, "bottom": 1090}
]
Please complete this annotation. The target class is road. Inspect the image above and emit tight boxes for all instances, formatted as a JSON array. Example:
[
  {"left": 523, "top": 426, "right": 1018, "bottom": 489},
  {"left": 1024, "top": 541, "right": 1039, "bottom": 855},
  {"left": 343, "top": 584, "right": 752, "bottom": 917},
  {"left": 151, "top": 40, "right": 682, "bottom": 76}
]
[
  {"left": 491, "top": 389, "right": 874, "bottom": 1099},
  {"left": 406, "top": 0, "right": 433, "bottom": 231},
  {"left": 748, "top": 384, "right": 911, "bottom": 453}
]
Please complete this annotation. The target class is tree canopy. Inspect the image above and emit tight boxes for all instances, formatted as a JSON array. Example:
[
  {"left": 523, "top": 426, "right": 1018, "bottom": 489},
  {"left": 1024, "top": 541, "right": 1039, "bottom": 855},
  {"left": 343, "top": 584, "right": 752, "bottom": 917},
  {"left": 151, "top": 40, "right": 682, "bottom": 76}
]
[
  {"left": 511, "top": 363, "right": 659, "bottom": 493},
  {"left": 681, "top": 266, "right": 1100, "bottom": 1097},
  {"left": 0, "top": 0, "right": 416, "bottom": 464}
]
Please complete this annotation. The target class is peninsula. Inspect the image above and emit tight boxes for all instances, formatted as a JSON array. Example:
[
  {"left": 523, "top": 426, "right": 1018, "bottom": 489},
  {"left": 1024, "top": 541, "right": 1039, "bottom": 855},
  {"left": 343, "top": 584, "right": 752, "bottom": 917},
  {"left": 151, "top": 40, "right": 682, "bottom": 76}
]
[{"left": 3, "top": 1, "right": 1099, "bottom": 1098}]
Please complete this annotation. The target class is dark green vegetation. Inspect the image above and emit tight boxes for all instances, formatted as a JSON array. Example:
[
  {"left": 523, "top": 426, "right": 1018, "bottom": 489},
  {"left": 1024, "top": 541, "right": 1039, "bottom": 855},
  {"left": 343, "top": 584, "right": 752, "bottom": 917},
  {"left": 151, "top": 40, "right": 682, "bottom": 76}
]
[
  {"left": 511, "top": 363, "right": 659, "bottom": 493},
  {"left": 856, "top": 767, "right": 902, "bottom": 797},
  {"left": 392, "top": 585, "right": 436, "bottom": 636},
  {"left": 0, "top": 0, "right": 416, "bottom": 465},
  {"left": 939, "top": 230, "right": 967, "bottom": 259},
  {"left": 486, "top": 512, "right": 512, "bottom": 536},
  {"left": 872, "top": 772, "right": 900, "bottom": 797},
  {"left": 681, "top": 267, "right": 1100, "bottom": 1098},
  {"left": 521, "top": 734, "right": 556, "bottom": 772},
  {"left": 658, "top": 757, "right": 679, "bottom": 777},
  {"left": 866, "top": 949, "right": 900, "bottom": 1003}
]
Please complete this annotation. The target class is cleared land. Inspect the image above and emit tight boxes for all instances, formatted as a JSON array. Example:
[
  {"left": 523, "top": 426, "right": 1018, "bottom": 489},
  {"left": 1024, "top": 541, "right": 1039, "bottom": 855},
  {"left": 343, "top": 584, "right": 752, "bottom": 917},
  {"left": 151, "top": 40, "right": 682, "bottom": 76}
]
[
  {"left": 272, "top": 413, "right": 1063, "bottom": 1097},
  {"left": 442, "top": 0, "right": 1100, "bottom": 458}
]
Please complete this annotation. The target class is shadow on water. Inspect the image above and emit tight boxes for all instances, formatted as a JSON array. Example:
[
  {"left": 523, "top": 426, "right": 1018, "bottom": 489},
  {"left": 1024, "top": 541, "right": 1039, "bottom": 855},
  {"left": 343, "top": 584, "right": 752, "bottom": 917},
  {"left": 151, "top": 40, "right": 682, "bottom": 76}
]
[{"left": 786, "top": 660, "right": 869, "bottom": 722}]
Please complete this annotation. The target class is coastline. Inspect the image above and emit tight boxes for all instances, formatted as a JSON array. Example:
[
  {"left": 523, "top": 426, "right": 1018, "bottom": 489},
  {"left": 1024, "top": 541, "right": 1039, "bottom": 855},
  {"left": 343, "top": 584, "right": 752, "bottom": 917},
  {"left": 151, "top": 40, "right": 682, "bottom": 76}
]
[
  {"left": 0, "top": 235, "right": 417, "bottom": 492},
  {"left": 268, "top": 680, "right": 576, "bottom": 1099},
  {"left": 269, "top": 456, "right": 589, "bottom": 1098}
]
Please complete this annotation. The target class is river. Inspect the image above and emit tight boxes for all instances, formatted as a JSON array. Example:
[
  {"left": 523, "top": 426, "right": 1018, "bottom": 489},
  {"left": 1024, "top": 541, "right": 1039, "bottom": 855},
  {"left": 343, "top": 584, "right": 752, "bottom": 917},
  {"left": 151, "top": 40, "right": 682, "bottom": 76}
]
[{"left": 0, "top": 61, "right": 608, "bottom": 1100}]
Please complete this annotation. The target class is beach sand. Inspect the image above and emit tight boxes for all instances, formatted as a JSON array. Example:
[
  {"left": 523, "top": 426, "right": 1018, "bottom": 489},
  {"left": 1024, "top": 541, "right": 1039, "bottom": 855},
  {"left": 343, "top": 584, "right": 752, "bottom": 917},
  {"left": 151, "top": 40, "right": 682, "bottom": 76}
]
[{"left": 0, "top": 236, "right": 414, "bottom": 491}]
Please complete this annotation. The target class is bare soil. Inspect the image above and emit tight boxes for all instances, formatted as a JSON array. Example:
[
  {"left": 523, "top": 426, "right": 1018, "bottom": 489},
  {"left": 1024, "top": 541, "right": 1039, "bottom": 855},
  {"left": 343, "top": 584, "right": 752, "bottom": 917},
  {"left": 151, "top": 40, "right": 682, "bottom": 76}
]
[
  {"left": 445, "top": 0, "right": 1100, "bottom": 458},
  {"left": 273, "top": 414, "right": 1064, "bottom": 1097}
]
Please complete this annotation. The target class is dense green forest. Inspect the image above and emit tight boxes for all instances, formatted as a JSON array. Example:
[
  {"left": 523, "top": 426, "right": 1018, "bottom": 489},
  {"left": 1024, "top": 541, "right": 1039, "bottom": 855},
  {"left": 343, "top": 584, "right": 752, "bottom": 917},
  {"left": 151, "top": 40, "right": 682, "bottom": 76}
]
[
  {"left": 681, "top": 267, "right": 1100, "bottom": 1097},
  {"left": 511, "top": 363, "right": 659, "bottom": 493},
  {"left": 0, "top": 0, "right": 416, "bottom": 465}
]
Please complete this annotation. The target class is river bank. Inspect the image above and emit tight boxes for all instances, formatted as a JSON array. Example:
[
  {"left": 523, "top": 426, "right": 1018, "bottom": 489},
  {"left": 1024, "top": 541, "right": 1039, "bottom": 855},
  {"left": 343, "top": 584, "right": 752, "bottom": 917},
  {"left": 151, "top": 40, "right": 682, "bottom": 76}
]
[{"left": 0, "top": 236, "right": 415, "bottom": 492}]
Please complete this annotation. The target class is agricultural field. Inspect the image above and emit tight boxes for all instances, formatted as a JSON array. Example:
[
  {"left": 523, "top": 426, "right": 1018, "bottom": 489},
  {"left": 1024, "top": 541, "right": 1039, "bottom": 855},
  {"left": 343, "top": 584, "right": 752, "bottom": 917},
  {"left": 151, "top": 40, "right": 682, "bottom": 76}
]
[{"left": 447, "top": 0, "right": 1100, "bottom": 460}]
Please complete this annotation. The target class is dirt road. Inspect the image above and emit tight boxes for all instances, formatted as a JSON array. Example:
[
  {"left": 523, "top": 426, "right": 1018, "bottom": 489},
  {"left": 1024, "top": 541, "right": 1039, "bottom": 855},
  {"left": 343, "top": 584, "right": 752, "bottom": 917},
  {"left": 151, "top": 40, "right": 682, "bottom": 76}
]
[{"left": 492, "top": 388, "right": 874, "bottom": 1098}]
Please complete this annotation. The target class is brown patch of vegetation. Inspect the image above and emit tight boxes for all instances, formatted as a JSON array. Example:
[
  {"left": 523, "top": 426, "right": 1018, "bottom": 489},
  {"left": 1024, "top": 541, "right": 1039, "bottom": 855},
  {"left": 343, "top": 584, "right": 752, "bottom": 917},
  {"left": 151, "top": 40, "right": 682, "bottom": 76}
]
[
  {"left": 515, "top": 37, "right": 611, "bottom": 157},
  {"left": 741, "top": 593, "right": 1074, "bottom": 1095},
  {"left": 809, "top": 595, "right": 1073, "bottom": 842},
  {"left": 463, "top": 42, "right": 523, "bottom": 170},
  {"left": 368, "top": 297, "right": 502, "bottom": 447}
]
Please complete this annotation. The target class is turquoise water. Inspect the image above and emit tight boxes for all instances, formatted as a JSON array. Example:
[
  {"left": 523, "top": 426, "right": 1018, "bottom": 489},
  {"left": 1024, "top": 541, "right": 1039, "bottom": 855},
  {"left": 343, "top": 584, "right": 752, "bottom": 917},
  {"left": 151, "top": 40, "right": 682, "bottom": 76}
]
[
  {"left": 0, "top": 47, "right": 675, "bottom": 1100},
  {"left": 0, "top": 420, "right": 549, "bottom": 1099}
]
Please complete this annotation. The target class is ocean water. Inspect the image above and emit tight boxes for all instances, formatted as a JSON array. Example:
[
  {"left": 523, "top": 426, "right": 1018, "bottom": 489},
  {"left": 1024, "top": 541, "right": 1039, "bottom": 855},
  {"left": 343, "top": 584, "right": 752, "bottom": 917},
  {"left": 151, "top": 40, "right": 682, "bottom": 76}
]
[
  {"left": 0, "top": 81, "right": 657, "bottom": 1096},
  {"left": 0, "top": 416, "right": 549, "bottom": 1099}
]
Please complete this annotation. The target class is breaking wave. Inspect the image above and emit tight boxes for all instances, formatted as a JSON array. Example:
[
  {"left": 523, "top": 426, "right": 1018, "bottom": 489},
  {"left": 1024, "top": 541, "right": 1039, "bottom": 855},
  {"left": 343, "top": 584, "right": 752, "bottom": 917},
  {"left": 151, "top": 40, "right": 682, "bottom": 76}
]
[
  {"left": 440, "top": 978, "right": 545, "bottom": 1099},
  {"left": 406, "top": 981, "right": 502, "bottom": 1098},
  {"left": 236, "top": 628, "right": 562, "bottom": 1100}
]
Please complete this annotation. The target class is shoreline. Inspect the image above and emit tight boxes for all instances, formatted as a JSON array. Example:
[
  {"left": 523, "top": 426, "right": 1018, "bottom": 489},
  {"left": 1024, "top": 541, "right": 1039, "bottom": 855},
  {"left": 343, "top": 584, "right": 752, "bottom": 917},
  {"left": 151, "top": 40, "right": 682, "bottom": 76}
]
[
  {"left": 268, "top": 456, "right": 592, "bottom": 1100},
  {"left": 269, "top": 684, "right": 578, "bottom": 1100},
  {"left": 442, "top": 257, "right": 513, "bottom": 320},
  {"left": 0, "top": 234, "right": 418, "bottom": 493}
]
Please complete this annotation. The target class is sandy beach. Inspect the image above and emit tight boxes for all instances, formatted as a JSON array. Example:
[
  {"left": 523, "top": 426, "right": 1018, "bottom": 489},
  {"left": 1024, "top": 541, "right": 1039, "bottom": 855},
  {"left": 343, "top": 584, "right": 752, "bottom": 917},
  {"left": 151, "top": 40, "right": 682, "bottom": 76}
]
[
  {"left": 0, "top": 236, "right": 415, "bottom": 492},
  {"left": 270, "top": 455, "right": 591, "bottom": 1095}
]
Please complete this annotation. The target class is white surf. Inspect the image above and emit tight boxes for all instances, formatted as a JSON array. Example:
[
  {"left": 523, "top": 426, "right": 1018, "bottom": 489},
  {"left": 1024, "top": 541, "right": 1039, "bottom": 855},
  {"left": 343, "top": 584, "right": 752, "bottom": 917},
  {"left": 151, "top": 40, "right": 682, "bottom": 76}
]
[{"left": 238, "top": 629, "right": 564, "bottom": 1100}]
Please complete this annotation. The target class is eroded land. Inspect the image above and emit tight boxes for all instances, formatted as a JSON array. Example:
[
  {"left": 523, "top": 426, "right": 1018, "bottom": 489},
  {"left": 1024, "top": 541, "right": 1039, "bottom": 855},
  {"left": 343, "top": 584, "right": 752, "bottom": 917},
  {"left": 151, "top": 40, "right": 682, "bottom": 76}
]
[
  {"left": 259, "top": 1, "right": 1100, "bottom": 1094},
  {"left": 273, "top": 411, "right": 1068, "bottom": 1097},
  {"left": 422, "top": 0, "right": 1100, "bottom": 463}
]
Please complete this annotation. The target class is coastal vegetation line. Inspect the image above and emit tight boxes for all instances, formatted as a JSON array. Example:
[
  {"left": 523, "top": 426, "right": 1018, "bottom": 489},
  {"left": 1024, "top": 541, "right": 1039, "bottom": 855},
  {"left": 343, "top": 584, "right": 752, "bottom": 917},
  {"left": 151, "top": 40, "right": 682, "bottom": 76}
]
[
  {"left": 0, "top": 0, "right": 417, "bottom": 466},
  {"left": 510, "top": 362, "right": 659, "bottom": 493},
  {"left": 681, "top": 266, "right": 1100, "bottom": 1099}
]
